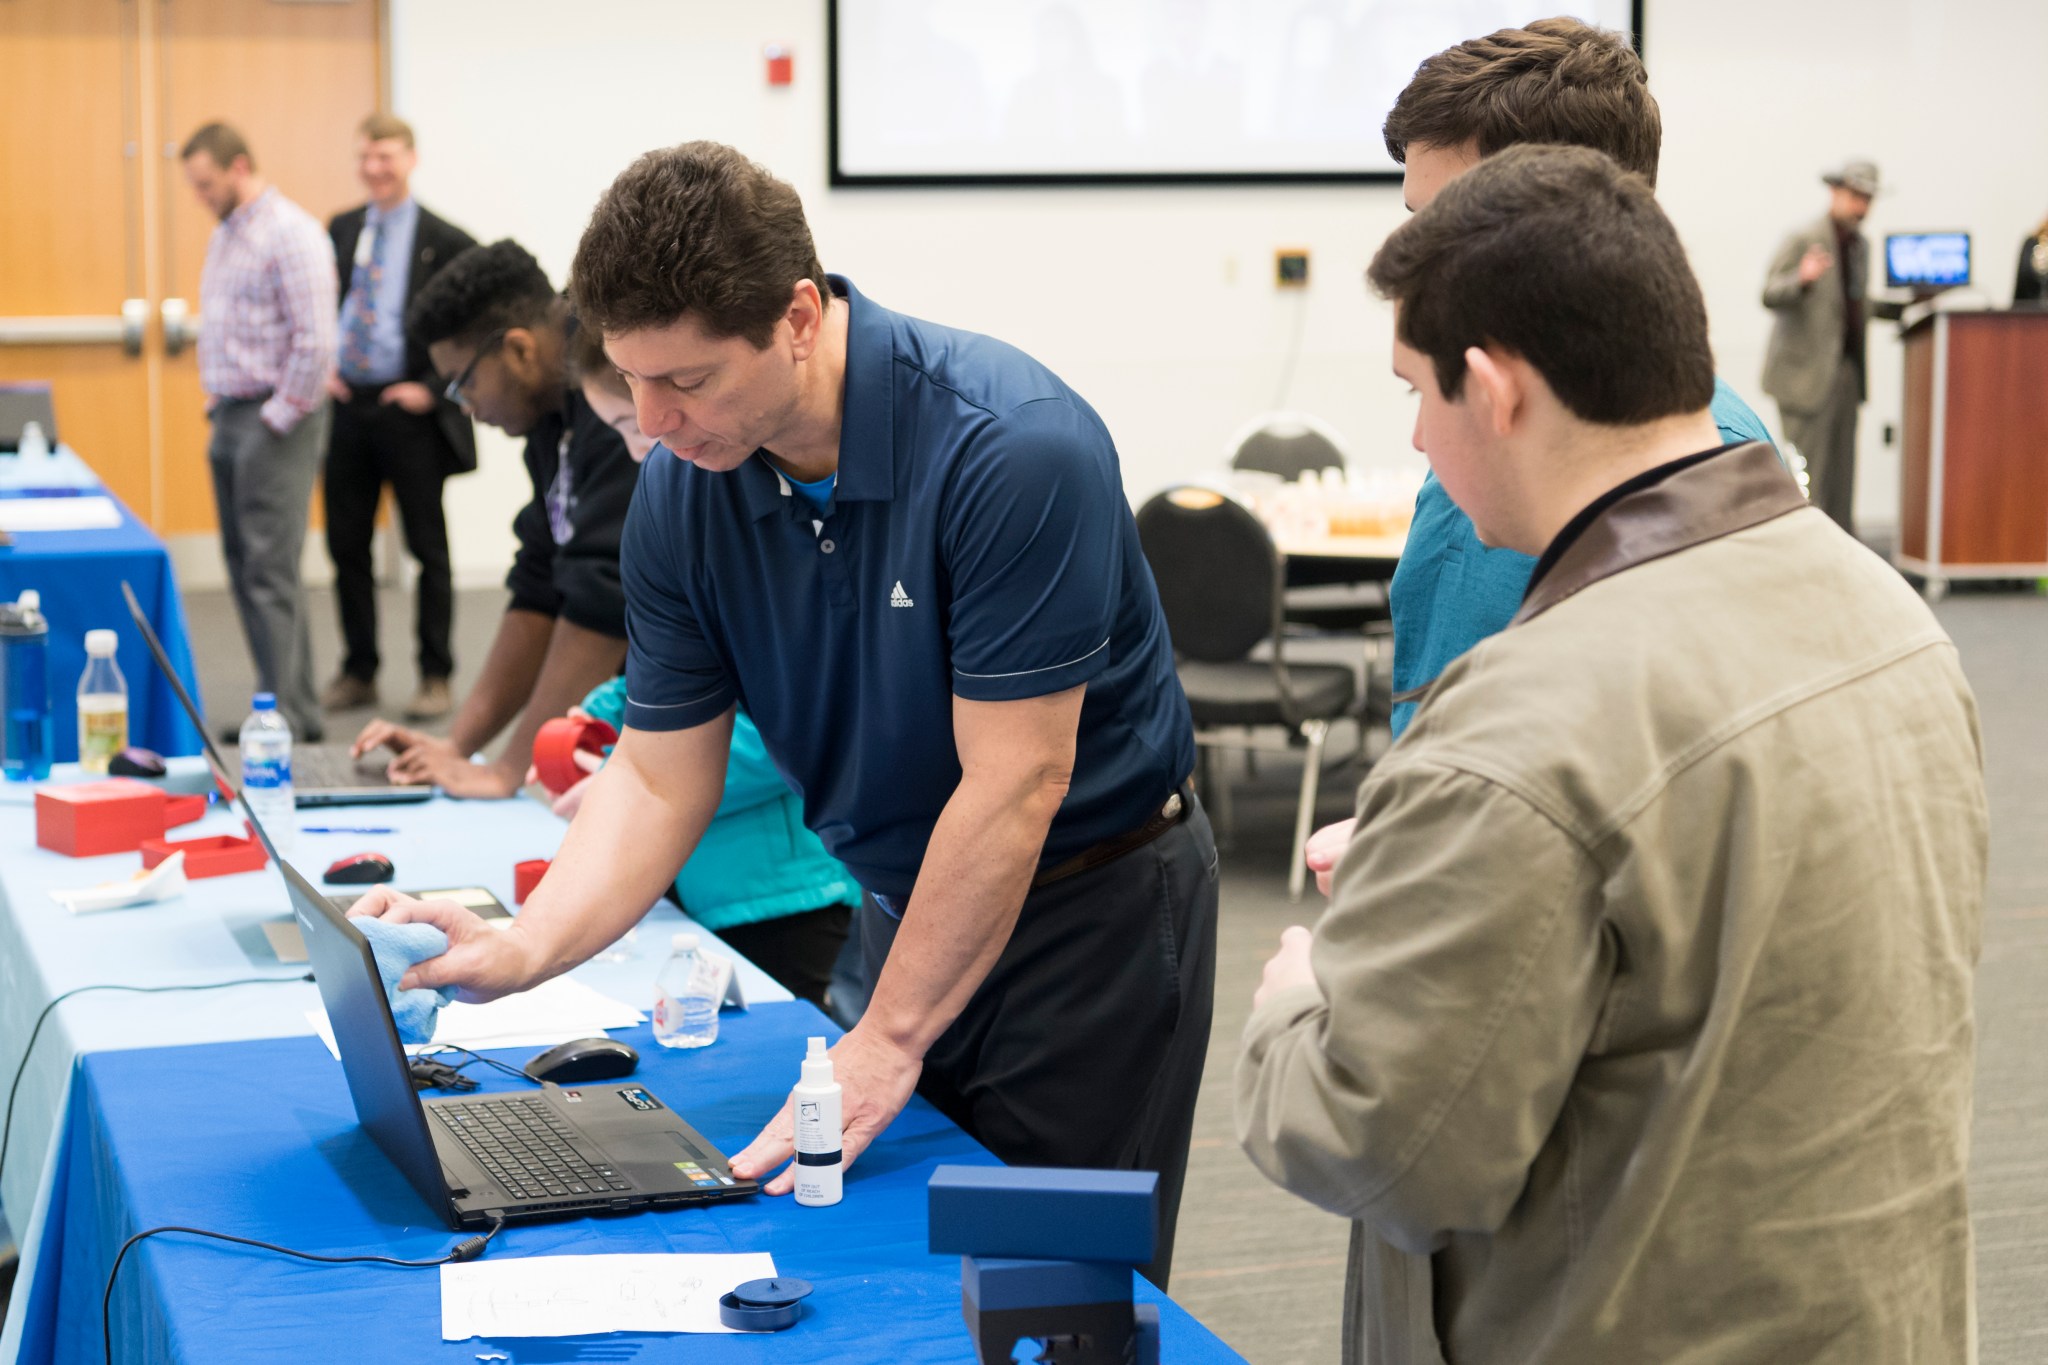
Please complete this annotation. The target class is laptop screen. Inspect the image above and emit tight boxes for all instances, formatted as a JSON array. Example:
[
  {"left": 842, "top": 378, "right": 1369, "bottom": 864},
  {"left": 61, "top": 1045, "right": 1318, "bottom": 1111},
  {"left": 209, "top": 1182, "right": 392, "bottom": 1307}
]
[{"left": 122, "top": 580, "right": 458, "bottom": 1218}]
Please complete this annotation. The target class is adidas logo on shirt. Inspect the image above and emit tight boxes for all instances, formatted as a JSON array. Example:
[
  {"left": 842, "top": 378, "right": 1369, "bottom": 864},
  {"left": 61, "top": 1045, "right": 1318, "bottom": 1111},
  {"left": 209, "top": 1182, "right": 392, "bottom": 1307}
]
[{"left": 890, "top": 581, "right": 915, "bottom": 608}]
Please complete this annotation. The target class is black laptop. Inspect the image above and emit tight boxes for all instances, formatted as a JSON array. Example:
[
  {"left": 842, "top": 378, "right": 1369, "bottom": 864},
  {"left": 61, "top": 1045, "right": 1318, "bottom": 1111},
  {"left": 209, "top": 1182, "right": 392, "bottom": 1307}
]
[
  {"left": 291, "top": 743, "right": 433, "bottom": 808},
  {"left": 121, "top": 581, "right": 757, "bottom": 1227}
]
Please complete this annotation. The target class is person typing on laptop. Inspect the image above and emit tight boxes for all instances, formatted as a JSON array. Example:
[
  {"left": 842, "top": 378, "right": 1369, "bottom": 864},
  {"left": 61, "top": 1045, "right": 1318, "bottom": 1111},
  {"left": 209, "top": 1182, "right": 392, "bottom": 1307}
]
[{"left": 348, "top": 241, "right": 638, "bottom": 798}]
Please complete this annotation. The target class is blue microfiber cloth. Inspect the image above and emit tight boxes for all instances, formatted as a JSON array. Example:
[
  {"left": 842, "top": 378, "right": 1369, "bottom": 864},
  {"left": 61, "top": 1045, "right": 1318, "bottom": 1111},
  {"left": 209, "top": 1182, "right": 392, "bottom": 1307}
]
[{"left": 354, "top": 916, "right": 459, "bottom": 1044}]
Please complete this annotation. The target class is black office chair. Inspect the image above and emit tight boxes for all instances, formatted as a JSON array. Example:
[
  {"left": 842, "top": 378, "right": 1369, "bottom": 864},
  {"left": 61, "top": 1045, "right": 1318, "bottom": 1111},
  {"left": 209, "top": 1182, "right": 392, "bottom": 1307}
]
[
  {"left": 1137, "top": 487, "right": 1356, "bottom": 900},
  {"left": 1229, "top": 413, "right": 1348, "bottom": 482}
]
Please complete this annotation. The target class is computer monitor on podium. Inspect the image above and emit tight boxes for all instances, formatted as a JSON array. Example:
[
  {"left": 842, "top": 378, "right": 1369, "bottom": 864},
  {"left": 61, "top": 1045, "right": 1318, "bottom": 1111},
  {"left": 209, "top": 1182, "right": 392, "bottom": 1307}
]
[{"left": 1886, "top": 232, "right": 1971, "bottom": 292}]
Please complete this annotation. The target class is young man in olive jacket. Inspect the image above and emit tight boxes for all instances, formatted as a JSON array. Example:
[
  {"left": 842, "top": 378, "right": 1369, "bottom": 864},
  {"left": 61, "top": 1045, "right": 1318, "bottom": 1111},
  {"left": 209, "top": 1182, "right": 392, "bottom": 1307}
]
[{"left": 1237, "top": 146, "right": 1986, "bottom": 1365}]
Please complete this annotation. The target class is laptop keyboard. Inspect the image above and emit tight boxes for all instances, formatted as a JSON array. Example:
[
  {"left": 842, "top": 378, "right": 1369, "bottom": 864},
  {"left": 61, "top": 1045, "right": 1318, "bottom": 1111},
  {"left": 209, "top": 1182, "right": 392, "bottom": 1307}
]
[
  {"left": 294, "top": 744, "right": 394, "bottom": 789},
  {"left": 433, "top": 1096, "right": 633, "bottom": 1201}
]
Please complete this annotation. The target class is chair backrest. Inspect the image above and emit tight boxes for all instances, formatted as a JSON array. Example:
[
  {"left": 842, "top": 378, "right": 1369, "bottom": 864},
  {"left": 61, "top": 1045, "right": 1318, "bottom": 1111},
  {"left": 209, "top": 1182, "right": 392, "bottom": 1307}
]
[
  {"left": 1228, "top": 413, "right": 1348, "bottom": 482},
  {"left": 1135, "top": 487, "right": 1277, "bottom": 664}
]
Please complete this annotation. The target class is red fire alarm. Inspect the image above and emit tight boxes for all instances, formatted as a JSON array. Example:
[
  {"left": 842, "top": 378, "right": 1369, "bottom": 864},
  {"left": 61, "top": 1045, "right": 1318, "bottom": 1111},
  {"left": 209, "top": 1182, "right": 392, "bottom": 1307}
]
[{"left": 765, "top": 44, "right": 793, "bottom": 86}]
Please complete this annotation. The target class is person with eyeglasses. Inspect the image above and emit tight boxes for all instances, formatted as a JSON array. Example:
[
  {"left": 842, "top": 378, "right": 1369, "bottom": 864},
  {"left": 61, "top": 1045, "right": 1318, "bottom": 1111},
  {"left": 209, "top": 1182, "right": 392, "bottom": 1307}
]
[{"left": 349, "top": 239, "right": 638, "bottom": 797}]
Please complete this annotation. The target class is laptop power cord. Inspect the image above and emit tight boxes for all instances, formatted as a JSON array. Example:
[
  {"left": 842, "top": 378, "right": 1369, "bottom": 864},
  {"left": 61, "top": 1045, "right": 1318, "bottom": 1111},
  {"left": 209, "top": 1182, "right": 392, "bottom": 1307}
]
[
  {"left": 0, "top": 975, "right": 313, "bottom": 1190},
  {"left": 102, "top": 1215, "right": 506, "bottom": 1365}
]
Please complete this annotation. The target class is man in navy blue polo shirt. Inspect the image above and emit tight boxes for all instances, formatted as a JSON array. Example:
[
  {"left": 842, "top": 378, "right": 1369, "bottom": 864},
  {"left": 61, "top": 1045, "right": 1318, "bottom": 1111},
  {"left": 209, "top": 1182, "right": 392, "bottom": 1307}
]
[{"left": 353, "top": 142, "right": 1218, "bottom": 1283}]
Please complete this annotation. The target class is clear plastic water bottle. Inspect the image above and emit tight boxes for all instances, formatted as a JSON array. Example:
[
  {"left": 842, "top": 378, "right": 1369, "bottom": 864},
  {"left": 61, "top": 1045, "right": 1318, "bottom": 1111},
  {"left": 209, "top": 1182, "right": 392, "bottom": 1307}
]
[
  {"left": 239, "top": 692, "right": 295, "bottom": 853},
  {"left": 0, "top": 590, "right": 53, "bottom": 782},
  {"left": 17, "top": 420, "right": 49, "bottom": 463},
  {"left": 652, "top": 932, "right": 721, "bottom": 1049},
  {"left": 76, "top": 629, "right": 128, "bottom": 775}
]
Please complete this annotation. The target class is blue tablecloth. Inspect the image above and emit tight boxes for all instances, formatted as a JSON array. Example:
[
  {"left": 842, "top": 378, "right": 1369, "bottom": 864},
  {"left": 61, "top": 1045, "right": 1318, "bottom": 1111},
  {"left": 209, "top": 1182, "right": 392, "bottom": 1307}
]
[
  {"left": 21, "top": 1004, "right": 1240, "bottom": 1363},
  {"left": 0, "top": 454, "right": 203, "bottom": 763},
  {"left": 0, "top": 762, "right": 794, "bottom": 1359}
]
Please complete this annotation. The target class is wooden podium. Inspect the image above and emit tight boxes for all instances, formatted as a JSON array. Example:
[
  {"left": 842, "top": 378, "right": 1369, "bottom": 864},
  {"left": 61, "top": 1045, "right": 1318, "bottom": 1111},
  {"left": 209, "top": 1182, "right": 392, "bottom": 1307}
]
[{"left": 1897, "top": 308, "right": 2048, "bottom": 595}]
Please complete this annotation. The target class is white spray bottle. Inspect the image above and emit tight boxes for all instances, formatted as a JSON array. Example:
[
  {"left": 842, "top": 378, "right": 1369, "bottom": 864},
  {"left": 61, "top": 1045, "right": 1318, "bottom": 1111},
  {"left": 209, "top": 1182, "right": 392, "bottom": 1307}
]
[{"left": 791, "top": 1036, "right": 844, "bottom": 1207}]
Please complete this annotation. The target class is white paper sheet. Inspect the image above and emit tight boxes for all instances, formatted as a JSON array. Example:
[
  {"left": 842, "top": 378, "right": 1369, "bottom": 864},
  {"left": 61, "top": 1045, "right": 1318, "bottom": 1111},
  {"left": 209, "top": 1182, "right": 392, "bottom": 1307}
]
[
  {"left": 0, "top": 495, "right": 122, "bottom": 531},
  {"left": 306, "top": 975, "right": 644, "bottom": 1060},
  {"left": 441, "top": 1252, "right": 776, "bottom": 1339}
]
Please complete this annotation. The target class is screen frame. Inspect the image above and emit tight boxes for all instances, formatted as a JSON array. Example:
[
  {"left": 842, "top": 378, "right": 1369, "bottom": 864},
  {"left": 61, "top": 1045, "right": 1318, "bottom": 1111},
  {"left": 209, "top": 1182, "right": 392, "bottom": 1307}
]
[
  {"left": 1884, "top": 231, "right": 1973, "bottom": 290},
  {"left": 827, "top": 0, "right": 1646, "bottom": 187}
]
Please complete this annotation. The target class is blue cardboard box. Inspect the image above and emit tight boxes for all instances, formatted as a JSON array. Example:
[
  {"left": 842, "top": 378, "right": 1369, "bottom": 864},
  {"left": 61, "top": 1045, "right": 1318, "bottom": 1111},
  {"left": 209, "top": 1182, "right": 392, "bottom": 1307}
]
[{"left": 928, "top": 1165, "right": 1158, "bottom": 1265}]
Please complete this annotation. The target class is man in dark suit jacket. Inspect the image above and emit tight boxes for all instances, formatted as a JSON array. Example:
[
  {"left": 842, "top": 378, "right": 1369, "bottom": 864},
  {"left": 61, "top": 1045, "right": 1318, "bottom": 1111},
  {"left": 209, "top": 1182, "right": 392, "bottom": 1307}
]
[{"left": 322, "top": 112, "right": 478, "bottom": 720}]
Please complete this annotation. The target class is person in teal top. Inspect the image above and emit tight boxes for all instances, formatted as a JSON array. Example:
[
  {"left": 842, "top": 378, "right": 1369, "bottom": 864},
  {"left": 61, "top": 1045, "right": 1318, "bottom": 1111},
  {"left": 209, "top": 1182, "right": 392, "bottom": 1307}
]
[
  {"left": 1388, "top": 379, "right": 1775, "bottom": 736},
  {"left": 573, "top": 676, "right": 861, "bottom": 1004},
  {"left": 550, "top": 323, "right": 864, "bottom": 1019}
]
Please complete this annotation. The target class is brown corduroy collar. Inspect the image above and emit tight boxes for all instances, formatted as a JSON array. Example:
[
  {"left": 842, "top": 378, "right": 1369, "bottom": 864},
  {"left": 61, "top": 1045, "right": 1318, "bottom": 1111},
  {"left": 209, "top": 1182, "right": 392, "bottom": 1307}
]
[{"left": 1512, "top": 441, "right": 1807, "bottom": 626}]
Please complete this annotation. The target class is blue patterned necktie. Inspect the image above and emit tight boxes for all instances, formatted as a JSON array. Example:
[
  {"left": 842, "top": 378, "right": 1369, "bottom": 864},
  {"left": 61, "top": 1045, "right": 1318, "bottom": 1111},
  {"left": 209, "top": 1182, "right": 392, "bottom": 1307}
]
[{"left": 338, "top": 217, "right": 386, "bottom": 383}]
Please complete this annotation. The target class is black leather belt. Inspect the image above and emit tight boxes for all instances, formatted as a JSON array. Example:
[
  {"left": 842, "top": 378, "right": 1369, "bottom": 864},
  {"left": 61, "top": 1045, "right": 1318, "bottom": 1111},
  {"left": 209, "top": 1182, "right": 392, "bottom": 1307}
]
[{"left": 1031, "top": 777, "right": 1196, "bottom": 890}]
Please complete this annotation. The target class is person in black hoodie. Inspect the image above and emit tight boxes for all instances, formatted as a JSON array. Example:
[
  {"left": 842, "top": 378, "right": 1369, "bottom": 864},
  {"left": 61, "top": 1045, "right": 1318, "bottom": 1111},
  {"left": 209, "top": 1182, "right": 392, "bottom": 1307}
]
[{"left": 350, "top": 239, "right": 637, "bottom": 798}]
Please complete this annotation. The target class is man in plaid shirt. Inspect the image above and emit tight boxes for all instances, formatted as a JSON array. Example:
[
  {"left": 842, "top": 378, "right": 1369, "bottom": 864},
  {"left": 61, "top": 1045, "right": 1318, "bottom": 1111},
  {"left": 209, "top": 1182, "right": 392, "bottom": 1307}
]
[{"left": 181, "top": 122, "right": 337, "bottom": 741}]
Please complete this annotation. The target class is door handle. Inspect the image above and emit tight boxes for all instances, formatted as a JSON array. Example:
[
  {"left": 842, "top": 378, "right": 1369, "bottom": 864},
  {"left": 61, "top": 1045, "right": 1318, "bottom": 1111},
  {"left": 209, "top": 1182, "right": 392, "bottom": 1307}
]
[
  {"left": 122, "top": 298, "right": 148, "bottom": 356},
  {"left": 161, "top": 297, "right": 198, "bottom": 356},
  {"left": 0, "top": 312, "right": 134, "bottom": 349}
]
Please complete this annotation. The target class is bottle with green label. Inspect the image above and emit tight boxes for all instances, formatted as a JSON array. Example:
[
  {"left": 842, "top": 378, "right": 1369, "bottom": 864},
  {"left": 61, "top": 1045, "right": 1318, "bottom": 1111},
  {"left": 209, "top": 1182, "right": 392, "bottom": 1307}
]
[{"left": 76, "top": 629, "right": 127, "bottom": 774}]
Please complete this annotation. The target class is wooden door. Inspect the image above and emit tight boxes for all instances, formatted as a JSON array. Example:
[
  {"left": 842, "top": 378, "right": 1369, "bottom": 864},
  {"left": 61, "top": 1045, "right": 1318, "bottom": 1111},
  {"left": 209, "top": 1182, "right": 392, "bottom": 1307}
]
[
  {"left": 0, "top": 0, "right": 381, "bottom": 536},
  {"left": 0, "top": 0, "right": 152, "bottom": 511}
]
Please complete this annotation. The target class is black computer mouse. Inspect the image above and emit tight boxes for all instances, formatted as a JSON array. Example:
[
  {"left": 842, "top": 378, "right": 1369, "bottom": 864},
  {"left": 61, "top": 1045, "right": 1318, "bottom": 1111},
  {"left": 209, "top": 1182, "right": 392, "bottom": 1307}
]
[
  {"left": 109, "top": 746, "right": 167, "bottom": 778},
  {"left": 524, "top": 1037, "right": 640, "bottom": 1084},
  {"left": 324, "top": 851, "right": 395, "bottom": 884}
]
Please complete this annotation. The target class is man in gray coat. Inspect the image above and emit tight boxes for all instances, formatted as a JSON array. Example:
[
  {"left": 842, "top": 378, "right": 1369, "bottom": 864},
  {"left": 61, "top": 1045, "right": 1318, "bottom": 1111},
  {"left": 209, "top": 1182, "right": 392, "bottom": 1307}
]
[{"left": 1761, "top": 159, "right": 1882, "bottom": 534}]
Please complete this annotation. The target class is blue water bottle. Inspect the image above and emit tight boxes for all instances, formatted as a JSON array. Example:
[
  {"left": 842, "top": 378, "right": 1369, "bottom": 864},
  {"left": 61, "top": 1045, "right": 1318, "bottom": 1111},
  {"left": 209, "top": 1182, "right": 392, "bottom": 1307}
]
[{"left": 1, "top": 589, "right": 54, "bottom": 782}]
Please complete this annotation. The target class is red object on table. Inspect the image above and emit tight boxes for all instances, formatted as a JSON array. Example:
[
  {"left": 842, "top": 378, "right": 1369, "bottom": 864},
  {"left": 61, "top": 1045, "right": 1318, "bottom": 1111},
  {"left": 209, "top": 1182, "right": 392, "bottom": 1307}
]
[
  {"left": 765, "top": 44, "right": 793, "bottom": 85},
  {"left": 140, "top": 829, "right": 268, "bottom": 878},
  {"left": 514, "top": 858, "right": 551, "bottom": 905},
  {"left": 531, "top": 716, "right": 617, "bottom": 795},
  {"left": 35, "top": 779, "right": 184, "bottom": 857}
]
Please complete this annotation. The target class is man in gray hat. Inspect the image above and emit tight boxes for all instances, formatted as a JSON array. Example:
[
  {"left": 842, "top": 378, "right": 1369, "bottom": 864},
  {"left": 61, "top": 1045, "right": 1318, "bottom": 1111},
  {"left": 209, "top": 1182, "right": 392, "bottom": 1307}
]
[{"left": 1761, "top": 159, "right": 1885, "bottom": 533}]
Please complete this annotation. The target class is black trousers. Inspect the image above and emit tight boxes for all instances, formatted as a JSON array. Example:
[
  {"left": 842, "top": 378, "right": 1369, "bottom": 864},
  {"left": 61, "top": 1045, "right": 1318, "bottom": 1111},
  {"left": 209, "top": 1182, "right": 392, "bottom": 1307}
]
[
  {"left": 861, "top": 799, "right": 1220, "bottom": 1289},
  {"left": 325, "top": 388, "right": 454, "bottom": 682}
]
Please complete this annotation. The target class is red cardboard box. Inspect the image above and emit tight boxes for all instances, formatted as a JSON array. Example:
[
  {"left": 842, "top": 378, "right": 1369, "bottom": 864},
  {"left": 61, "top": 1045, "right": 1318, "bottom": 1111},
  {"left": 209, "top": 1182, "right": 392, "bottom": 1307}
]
[
  {"left": 33, "top": 780, "right": 210, "bottom": 858},
  {"left": 140, "top": 830, "right": 268, "bottom": 879},
  {"left": 36, "top": 780, "right": 170, "bottom": 857}
]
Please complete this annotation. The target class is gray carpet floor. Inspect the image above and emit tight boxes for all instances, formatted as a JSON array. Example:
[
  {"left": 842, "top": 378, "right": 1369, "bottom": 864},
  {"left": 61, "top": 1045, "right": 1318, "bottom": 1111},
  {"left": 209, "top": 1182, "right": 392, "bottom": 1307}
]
[{"left": 161, "top": 580, "right": 2048, "bottom": 1362}]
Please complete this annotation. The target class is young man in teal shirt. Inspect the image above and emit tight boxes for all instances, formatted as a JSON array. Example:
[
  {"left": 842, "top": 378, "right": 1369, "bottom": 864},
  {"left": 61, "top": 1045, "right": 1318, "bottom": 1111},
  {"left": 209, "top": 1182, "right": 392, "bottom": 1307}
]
[
  {"left": 1308, "top": 18, "right": 1778, "bottom": 885},
  {"left": 1383, "top": 18, "right": 1776, "bottom": 741}
]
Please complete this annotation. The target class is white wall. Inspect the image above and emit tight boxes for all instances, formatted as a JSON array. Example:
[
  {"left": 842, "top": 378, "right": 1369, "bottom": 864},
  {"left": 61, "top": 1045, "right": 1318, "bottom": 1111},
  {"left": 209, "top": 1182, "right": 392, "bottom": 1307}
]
[{"left": 389, "top": 0, "right": 2048, "bottom": 581}]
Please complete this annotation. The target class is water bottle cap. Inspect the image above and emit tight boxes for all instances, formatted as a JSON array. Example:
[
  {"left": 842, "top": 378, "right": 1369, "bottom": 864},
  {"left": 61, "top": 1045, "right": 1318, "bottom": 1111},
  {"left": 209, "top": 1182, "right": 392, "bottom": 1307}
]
[
  {"left": 85, "top": 629, "right": 118, "bottom": 656},
  {"left": 672, "top": 932, "right": 699, "bottom": 952},
  {"left": 252, "top": 692, "right": 277, "bottom": 711}
]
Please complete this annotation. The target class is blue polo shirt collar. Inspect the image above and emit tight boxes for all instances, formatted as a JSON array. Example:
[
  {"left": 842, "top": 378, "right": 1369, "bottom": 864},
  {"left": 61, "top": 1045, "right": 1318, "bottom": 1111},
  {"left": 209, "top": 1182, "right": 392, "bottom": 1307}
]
[{"left": 736, "top": 274, "right": 893, "bottom": 522}]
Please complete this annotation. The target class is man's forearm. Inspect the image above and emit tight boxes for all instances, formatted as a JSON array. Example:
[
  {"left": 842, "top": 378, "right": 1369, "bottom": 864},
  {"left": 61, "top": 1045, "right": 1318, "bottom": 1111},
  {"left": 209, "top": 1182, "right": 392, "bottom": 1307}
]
[
  {"left": 861, "top": 770, "right": 1066, "bottom": 1058},
  {"left": 448, "top": 608, "right": 554, "bottom": 754},
  {"left": 482, "top": 617, "right": 626, "bottom": 783},
  {"left": 507, "top": 714, "right": 732, "bottom": 984}
]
